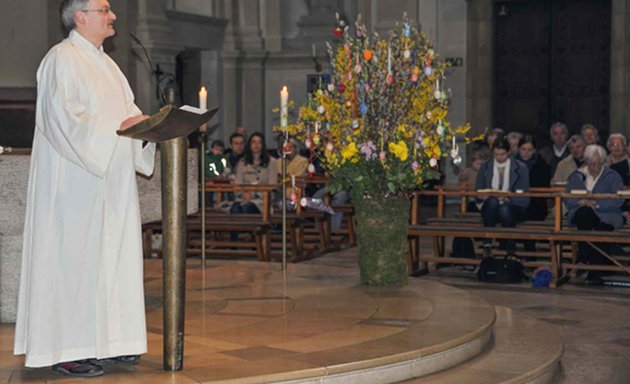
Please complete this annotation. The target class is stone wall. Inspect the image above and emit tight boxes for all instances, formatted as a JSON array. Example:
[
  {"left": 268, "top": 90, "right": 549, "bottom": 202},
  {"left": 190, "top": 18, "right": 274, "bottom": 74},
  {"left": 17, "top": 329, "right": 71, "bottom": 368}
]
[{"left": 0, "top": 149, "right": 199, "bottom": 323}]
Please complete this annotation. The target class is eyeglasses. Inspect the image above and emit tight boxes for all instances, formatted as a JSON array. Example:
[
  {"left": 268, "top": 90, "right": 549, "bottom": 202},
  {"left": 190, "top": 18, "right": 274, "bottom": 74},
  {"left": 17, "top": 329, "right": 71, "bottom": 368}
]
[{"left": 81, "top": 7, "right": 113, "bottom": 14}]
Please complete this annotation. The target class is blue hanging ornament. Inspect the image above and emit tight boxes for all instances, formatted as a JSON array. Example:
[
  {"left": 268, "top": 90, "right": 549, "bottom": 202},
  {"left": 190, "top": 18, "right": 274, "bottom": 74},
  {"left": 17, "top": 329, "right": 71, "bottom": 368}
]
[{"left": 360, "top": 103, "right": 368, "bottom": 115}]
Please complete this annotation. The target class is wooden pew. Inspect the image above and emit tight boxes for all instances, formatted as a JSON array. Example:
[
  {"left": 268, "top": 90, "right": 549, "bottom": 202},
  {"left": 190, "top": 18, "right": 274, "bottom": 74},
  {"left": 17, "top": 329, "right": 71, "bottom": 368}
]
[{"left": 408, "top": 186, "right": 630, "bottom": 287}]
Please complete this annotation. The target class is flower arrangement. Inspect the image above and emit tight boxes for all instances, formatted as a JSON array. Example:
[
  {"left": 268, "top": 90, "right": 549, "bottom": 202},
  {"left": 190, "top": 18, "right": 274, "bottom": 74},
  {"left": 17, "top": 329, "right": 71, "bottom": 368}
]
[{"left": 277, "top": 14, "right": 474, "bottom": 199}]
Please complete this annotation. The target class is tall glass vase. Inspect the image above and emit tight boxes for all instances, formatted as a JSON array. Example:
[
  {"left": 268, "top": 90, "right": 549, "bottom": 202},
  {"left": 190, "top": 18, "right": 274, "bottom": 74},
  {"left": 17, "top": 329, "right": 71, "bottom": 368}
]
[{"left": 352, "top": 193, "right": 410, "bottom": 286}]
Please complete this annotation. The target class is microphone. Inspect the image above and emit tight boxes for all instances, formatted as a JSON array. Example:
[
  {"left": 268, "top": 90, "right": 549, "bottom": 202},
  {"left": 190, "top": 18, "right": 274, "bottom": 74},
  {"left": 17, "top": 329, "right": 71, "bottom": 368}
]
[{"left": 130, "top": 32, "right": 168, "bottom": 106}]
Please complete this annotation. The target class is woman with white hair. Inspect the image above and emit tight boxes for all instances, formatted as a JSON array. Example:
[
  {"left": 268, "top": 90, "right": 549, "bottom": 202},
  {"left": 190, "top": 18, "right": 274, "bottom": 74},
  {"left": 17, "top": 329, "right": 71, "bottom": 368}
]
[
  {"left": 566, "top": 145, "right": 624, "bottom": 278},
  {"left": 566, "top": 145, "right": 624, "bottom": 230}
]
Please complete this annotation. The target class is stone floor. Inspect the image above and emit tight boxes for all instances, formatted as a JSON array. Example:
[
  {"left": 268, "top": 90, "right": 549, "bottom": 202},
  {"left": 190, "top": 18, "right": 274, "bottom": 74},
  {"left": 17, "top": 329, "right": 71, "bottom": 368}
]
[
  {"left": 315, "top": 247, "right": 630, "bottom": 383},
  {"left": 1, "top": 245, "right": 629, "bottom": 383},
  {"left": 0, "top": 251, "right": 498, "bottom": 383}
]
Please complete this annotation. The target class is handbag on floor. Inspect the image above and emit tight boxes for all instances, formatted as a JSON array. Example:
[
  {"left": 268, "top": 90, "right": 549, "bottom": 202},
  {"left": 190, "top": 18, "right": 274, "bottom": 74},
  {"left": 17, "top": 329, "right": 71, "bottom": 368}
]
[{"left": 478, "top": 256, "right": 526, "bottom": 283}]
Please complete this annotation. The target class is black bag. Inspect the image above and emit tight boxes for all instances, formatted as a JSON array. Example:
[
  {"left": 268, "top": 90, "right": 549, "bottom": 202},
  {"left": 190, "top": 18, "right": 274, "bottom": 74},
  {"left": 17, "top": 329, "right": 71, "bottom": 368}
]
[
  {"left": 477, "top": 256, "right": 526, "bottom": 283},
  {"left": 451, "top": 237, "right": 476, "bottom": 259}
]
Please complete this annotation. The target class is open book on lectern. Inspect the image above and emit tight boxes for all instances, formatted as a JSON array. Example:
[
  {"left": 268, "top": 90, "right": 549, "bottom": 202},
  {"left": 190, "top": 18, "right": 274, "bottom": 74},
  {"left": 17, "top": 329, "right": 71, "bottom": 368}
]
[{"left": 117, "top": 104, "right": 219, "bottom": 142}]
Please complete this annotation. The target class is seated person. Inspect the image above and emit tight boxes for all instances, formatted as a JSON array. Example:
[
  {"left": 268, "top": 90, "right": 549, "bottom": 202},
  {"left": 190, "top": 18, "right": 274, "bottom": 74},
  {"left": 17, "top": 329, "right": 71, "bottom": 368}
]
[
  {"left": 566, "top": 145, "right": 624, "bottom": 276},
  {"left": 277, "top": 137, "right": 308, "bottom": 177},
  {"left": 608, "top": 135, "right": 630, "bottom": 222},
  {"left": 458, "top": 149, "right": 489, "bottom": 212},
  {"left": 224, "top": 132, "right": 246, "bottom": 170},
  {"left": 473, "top": 127, "right": 504, "bottom": 160},
  {"left": 230, "top": 132, "right": 278, "bottom": 215},
  {"left": 551, "top": 135, "right": 585, "bottom": 186},
  {"left": 476, "top": 137, "right": 530, "bottom": 256},
  {"left": 539, "top": 122, "right": 570, "bottom": 175},
  {"left": 506, "top": 131, "right": 523, "bottom": 157},
  {"left": 581, "top": 123, "right": 599, "bottom": 146},
  {"left": 515, "top": 135, "right": 550, "bottom": 221},
  {"left": 566, "top": 144, "right": 624, "bottom": 231},
  {"left": 607, "top": 134, "right": 629, "bottom": 184},
  {"left": 205, "top": 140, "right": 229, "bottom": 179}
]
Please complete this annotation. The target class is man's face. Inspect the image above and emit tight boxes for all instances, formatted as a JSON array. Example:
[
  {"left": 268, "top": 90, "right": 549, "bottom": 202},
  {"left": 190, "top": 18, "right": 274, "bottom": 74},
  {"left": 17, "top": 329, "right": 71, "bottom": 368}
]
[
  {"left": 570, "top": 141, "right": 585, "bottom": 160},
  {"left": 230, "top": 137, "right": 245, "bottom": 155},
  {"left": 78, "top": 0, "right": 116, "bottom": 44},
  {"left": 582, "top": 128, "right": 598, "bottom": 145},
  {"left": 551, "top": 127, "right": 568, "bottom": 147}
]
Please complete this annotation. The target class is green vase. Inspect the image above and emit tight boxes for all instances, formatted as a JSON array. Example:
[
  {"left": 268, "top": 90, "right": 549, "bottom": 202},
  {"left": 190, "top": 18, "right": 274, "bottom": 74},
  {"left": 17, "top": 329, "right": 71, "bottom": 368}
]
[{"left": 352, "top": 193, "right": 410, "bottom": 286}]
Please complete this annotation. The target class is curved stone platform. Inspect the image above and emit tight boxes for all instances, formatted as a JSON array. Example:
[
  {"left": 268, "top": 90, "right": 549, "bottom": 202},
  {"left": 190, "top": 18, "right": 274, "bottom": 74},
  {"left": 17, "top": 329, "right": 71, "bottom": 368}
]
[
  {"left": 401, "top": 306, "right": 563, "bottom": 384},
  {"left": 0, "top": 259, "right": 562, "bottom": 383}
]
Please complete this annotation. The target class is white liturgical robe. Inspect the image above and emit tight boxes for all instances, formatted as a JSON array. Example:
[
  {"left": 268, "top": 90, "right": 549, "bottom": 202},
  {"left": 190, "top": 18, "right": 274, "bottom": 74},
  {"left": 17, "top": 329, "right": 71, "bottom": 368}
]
[{"left": 14, "top": 30, "right": 155, "bottom": 367}]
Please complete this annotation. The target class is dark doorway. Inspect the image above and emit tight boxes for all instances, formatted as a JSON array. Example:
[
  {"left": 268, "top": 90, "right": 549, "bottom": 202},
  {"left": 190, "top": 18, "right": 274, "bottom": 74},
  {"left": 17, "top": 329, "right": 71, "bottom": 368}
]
[{"left": 494, "top": 0, "right": 611, "bottom": 145}]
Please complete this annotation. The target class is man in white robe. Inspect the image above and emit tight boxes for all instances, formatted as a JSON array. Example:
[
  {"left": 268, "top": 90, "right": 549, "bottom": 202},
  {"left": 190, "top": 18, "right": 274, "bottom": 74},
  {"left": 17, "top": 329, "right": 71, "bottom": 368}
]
[{"left": 14, "top": 0, "right": 155, "bottom": 377}]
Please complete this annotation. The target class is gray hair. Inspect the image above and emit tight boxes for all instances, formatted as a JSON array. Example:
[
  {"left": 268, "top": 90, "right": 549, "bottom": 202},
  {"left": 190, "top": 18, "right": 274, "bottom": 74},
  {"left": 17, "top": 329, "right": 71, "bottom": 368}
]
[
  {"left": 60, "top": 0, "right": 90, "bottom": 31},
  {"left": 583, "top": 144, "right": 607, "bottom": 165},
  {"left": 581, "top": 123, "right": 598, "bottom": 135},
  {"left": 607, "top": 133, "right": 627, "bottom": 150},
  {"left": 549, "top": 122, "right": 569, "bottom": 137},
  {"left": 567, "top": 134, "right": 584, "bottom": 146},
  {"left": 507, "top": 131, "right": 523, "bottom": 141}
]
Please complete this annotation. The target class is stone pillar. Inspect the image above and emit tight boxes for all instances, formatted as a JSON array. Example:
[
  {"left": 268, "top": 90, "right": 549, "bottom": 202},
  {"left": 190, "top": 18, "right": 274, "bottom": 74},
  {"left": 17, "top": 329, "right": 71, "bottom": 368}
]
[
  {"left": 466, "top": 0, "right": 494, "bottom": 137},
  {"left": 610, "top": 0, "right": 630, "bottom": 137},
  {"left": 220, "top": 0, "right": 267, "bottom": 137},
  {"left": 132, "top": 0, "right": 183, "bottom": 113},
  {"left": 262, "top": 0, "right": 283, "bottom": 52}
]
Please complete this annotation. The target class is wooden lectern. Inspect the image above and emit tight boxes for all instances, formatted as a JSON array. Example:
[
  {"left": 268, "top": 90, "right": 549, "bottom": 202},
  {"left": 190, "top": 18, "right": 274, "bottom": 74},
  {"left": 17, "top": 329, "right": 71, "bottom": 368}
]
[{"left": 118, "top": 104, "right": 218, "bottom": 371}]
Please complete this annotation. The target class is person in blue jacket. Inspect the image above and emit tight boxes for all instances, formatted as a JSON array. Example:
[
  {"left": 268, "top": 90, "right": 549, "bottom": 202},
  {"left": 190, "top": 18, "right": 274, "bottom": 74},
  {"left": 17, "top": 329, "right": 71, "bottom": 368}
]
[
  {"left": 566, "top": 144, "right": 624, "bottom": 230},
  {"left": 565, "top": 144, "right": 624, "bottom": 280},
  {"left": 476, "top": 136, "right": 530, "bottom": 256}
]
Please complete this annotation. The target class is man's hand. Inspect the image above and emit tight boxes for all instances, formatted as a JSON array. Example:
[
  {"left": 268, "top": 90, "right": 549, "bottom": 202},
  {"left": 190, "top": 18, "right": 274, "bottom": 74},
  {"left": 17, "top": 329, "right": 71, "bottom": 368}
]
[{"left": 119, "top": 115, "right": 150, "bottom": 131}]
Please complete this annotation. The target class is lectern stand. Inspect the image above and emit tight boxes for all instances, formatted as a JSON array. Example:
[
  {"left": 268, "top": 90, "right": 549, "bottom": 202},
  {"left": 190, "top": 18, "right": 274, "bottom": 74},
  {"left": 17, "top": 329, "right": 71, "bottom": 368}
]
[{"left": 118, "top": 104, "right": 218, "bottom": 371}]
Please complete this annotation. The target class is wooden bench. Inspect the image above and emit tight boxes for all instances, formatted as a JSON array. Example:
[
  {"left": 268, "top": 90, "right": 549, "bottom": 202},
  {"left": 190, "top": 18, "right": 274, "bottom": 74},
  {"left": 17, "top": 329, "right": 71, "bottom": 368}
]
[{"left": 408, "top": 187, "right": 630, "bottom": 287}]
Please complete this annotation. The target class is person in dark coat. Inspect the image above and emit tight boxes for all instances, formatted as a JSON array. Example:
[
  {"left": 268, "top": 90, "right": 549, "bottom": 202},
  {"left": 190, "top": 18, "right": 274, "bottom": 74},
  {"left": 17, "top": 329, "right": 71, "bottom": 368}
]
[
  {"left": 515, "top": 135, "right": 551, "bottom": 221},
  {"left": 476, "top": 137, "right": 530, "bottom": 256},
  {"left": 538, "top": 122, "right": 570, "bottom": 176}
]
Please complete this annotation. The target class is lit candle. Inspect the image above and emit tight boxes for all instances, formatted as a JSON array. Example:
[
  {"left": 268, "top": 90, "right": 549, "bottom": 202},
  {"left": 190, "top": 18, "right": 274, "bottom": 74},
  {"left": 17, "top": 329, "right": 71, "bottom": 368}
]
[
  {"left": 199, "top": 86, "right": 207, "bottom": 111},
  {"left": 280, "top": 86, "right": 289, "bottom": 128}
]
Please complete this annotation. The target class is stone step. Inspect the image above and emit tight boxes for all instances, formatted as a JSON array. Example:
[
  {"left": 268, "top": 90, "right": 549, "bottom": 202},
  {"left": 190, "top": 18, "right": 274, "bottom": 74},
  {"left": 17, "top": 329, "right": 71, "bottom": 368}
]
[{"left": 398, "top": 306, "right": 563, "bottom": 384}]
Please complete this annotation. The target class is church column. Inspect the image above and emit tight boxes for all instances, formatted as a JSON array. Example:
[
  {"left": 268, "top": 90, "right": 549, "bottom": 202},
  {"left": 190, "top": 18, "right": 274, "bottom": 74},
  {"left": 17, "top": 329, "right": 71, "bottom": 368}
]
[
  {"left": 610, "top": 0, "right": 630, "bottom": 137},
  {"left": 466, "top": 0, "right": 494, "bottom": 137},
  {"left": 132, "top": 0, "right": 183, "bottom": 113},
  {"left": 220, "top": 0, "right": 266, "bottom": 137}
]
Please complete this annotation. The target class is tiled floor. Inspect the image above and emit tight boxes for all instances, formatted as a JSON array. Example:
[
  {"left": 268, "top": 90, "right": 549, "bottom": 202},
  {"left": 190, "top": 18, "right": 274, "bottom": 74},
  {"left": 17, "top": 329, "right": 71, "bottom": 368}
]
[
  {"left": 1, "top": 253, "right": 496, "bottom": 383},
  {"left": 3, "top": 243, "right": 629, "bottom": 383}
]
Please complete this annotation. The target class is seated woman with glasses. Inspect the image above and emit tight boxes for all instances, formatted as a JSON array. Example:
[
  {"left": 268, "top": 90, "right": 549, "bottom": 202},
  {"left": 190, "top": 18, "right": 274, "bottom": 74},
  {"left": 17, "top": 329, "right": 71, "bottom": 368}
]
[{"left": 475, "top": 136, "right": 530, "bottom": 257}]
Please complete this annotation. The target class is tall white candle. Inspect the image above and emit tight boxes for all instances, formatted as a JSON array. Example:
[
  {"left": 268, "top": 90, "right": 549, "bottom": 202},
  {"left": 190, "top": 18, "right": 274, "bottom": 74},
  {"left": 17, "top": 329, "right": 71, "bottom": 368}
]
[
  {"left": 199, "top": 86, "right": 207, "bottom": 111},
  {"left": 280, "top": 86, "right": 289, "bottom": 128}
]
